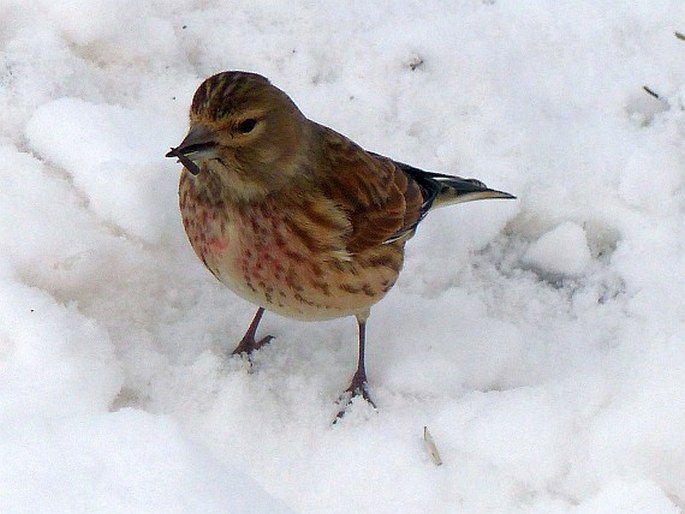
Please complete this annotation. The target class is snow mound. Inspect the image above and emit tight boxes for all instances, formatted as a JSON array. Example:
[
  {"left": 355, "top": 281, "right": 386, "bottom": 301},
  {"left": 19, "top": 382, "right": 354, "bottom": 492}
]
[{"left": 523, "top": 221, "right": 593, "bottom": 277}]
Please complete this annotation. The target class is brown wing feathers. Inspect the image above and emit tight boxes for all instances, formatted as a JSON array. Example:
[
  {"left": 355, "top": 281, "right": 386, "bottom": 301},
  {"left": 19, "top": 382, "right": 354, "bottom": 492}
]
[{"left": 318, "top": 129, "right": 424, "bottom": 254}]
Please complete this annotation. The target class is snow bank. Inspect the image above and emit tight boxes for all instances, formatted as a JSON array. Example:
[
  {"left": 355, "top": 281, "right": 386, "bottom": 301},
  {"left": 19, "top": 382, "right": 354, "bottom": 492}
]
[{"left": 2, "top": 0, "right": 685, "bottom": 512}]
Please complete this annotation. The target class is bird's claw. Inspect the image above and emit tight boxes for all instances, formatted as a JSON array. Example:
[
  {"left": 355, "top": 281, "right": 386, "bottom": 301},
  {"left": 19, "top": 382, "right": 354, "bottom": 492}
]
[
  {"left": 334, "top": 375, "right": 377, "bottom": 421},
  {"left": 231, "top": 334, "right": 274, "bottom": 356}
]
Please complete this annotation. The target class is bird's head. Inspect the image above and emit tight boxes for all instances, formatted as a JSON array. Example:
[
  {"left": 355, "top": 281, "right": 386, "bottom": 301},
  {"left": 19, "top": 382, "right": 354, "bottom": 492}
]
[{"left": 167, "top": 71, "right": 313, "bottom": 200}]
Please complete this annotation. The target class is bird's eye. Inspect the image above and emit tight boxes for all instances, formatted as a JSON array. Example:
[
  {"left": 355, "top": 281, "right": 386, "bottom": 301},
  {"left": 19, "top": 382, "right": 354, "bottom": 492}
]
[{"left": 237, "top": 118, "right": 257, "bottom": 134}]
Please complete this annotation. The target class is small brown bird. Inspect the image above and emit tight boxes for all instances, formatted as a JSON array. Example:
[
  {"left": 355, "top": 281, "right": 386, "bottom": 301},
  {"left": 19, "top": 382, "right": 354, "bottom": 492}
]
[{"left": 167, "top": 71, "right": 514, "bottom": 417}]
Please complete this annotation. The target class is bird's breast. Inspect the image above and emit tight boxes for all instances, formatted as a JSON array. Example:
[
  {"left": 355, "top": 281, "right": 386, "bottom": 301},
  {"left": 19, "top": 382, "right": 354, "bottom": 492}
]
[{"left": 179, "top": 177, "right": 403, "bottom": 320}]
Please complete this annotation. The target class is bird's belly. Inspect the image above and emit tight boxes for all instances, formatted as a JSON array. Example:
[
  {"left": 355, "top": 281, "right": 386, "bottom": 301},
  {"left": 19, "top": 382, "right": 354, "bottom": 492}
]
[{"left": 180, "top": 198, "right": 402, "bottom": 321}]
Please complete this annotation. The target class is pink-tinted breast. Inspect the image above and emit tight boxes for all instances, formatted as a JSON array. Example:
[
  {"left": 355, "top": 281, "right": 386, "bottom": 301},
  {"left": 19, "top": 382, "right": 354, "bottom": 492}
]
[{"left": 179, "top": 175, "right": 403, "bottom": 321}]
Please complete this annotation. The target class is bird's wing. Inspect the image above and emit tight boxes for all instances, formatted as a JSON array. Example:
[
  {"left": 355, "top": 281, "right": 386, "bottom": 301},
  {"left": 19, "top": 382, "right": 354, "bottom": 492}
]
[
  {"left": 317, "top": 128, "right": 424, "bottom": 254},
  {"left": 381, "top": 160, "right": 515, "bottom": 243},
  {"left": 391, "top": 160, "right": 515, "bottom": 208}
]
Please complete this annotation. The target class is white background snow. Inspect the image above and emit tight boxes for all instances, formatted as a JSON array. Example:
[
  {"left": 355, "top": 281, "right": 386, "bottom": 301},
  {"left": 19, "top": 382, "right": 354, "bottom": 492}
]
[{"left": 2, "top": 1, "right": 685, "bottom": 512}]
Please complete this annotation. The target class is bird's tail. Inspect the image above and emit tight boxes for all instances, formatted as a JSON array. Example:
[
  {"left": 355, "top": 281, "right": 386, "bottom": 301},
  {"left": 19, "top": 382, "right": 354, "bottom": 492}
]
[
  {"left": 378, "top": 158, "right": 515, "bottom": 246},
  {"left": 430, "top": 175, "right": 515, "bottom": 208},
  {"left": 393, "top": 160, "right": 515, "bottom": 210}
]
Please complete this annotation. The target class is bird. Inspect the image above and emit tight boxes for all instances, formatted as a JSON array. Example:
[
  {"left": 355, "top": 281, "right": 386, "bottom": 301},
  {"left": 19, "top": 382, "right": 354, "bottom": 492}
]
[{"left": 166, "top": 71, "right": 514, "bottom": 418}]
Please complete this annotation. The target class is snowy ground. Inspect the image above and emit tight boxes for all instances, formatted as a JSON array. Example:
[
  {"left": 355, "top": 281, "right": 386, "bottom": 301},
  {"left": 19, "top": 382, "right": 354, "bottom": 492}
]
[{"left": 2, "top": 1, "right": 685, "bottom": 512}]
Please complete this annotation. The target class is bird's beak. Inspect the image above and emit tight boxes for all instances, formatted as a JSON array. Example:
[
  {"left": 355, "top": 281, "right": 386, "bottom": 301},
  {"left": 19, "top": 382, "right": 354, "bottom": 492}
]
[{"left": 165, "top": 124, "right": 218, "bottom": 175}]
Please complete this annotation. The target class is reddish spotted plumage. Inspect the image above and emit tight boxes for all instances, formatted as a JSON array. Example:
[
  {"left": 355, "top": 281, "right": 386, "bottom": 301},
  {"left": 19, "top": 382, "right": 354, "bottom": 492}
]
[
  {"left": 179, "top": 161, "right": 405, "bottom": 321},
  {"left": 167, "top": 71, "right": 514, "bottom": 418}
]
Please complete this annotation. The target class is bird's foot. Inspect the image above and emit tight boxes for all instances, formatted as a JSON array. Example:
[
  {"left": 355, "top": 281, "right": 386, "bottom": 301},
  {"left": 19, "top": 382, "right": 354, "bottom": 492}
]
[
  {"left": 334, "top": 371, "right": 376, "bottom": 421},
  {"left": 231, "top": 334, "right": 274, "bottom": 357}
]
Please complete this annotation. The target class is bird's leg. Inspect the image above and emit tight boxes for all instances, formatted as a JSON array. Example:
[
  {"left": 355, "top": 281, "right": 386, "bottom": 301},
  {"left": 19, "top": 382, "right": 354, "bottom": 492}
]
[
  {"left": 231, "top": 307, "right": 274, "bottom": 355},
  {"left": 336, "top": 314, "right": 376, "bottom": 419}
]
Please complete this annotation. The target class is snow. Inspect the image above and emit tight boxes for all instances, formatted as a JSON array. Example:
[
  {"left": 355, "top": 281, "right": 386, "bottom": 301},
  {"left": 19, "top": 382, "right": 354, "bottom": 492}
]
[
  {"left": 522, "top": 221, "right": 592, "bottom": 277},
  {"left": 2, "top": 1, "right": 685, "bottom": 512},
  {"left": 0, "top": 409, "right": 292, "bottom": 514}
]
